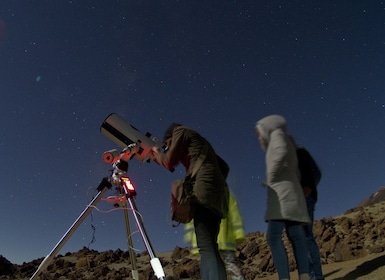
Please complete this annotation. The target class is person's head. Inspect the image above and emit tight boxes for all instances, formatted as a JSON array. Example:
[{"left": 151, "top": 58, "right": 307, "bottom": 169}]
[
  {"left": 163, "top": 122, "right": 182, "bottom": 143},
  {"left": 255, "top": 115, "right": 287, "bottom": 150}
]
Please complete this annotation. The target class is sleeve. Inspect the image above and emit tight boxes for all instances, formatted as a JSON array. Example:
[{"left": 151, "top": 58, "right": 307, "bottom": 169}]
[
  {"left": 156, "top": 127, "right": 188, "bottom": 171},
  {"left": 266, "top": 129, "right": 288, "bottom": 184}
]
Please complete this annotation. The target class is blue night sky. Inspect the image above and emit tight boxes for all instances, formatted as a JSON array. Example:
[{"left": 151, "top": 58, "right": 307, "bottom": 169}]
[{"left": 0, "top": 1, "right": 384, "bottom": 265}]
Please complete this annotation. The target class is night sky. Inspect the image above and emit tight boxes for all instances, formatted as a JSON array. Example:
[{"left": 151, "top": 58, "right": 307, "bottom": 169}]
[{"left": 1, "top": 1, "right": 385, "bottom": 265}]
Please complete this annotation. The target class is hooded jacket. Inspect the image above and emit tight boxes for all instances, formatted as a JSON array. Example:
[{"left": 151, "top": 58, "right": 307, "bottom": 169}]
[
  {"left": 255, "top": 115, "right": 310, "bottom": 223},
  {"left": 156, "top": 125, "right": 229, "bottom": 218}
]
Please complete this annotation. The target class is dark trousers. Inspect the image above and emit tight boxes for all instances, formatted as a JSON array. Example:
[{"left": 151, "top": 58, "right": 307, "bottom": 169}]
[
  {"left": 304, "top": 196, "right": 324, "bottom": 280},
  {"left": 194, "top": 204, "right": 226, "bottom": 280}
]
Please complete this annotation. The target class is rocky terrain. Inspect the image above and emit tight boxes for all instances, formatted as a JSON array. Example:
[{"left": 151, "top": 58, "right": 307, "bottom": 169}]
[{"left": 2, "top": 188, "right": 385, "bottom": 280}]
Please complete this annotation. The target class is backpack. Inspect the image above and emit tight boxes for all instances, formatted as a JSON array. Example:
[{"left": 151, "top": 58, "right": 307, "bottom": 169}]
[
  {"left": 170, "top": 144, "right": 208, "bottom": 226},
  {"left": 170, "top": 146, "right": 229, "bottom": 226},
  {"left": 171, "top": 177, "right": 196, "bottom": 226},
  {"left": 296, "top": 146, "right": 322, "bottom": 188}
]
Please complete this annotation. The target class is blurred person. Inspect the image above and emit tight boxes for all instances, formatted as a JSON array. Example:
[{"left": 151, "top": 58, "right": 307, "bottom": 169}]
[
  {"left": 152, "top": 123, "right": 229, "bottom": 280},
  {"left": 296, "top": 146, "right": 324, "bottom": 280},
  {"left": 184, "top": 188, "right": 246, "bottom": 280},
  {"left": 255, "top": 115, "right": 311, "bottom": 280}
]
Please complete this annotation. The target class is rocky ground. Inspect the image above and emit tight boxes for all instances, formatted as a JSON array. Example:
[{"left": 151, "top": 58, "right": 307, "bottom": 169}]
[
  {"left": 2, "top": 199, "right": 385, "bottom": 279},
  {"left": 260, "top": 251, "right": 385, "bottom": 280}
]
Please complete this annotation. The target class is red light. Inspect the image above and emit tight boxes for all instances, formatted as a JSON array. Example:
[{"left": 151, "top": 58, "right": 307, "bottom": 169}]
[{"left": 121, "top": 176, "right": 136, "bottom": 196}]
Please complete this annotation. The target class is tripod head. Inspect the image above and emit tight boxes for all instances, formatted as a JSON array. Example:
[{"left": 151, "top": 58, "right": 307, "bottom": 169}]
[
  {"left": 101, "top": 143, "right": 138, "bottom": 192},
  {"left": 100, "top": 142, "right": 140, "bottom": 198}
]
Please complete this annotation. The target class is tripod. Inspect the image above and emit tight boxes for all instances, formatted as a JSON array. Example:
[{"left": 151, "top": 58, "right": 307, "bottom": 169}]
[{"left": 30, "top": 167, "right": 166, "bottom": 280}]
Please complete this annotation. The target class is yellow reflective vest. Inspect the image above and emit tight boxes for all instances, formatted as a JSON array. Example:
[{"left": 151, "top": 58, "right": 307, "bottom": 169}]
[{"left": 184, "top": 191, "right": 245, "bottom": 254}]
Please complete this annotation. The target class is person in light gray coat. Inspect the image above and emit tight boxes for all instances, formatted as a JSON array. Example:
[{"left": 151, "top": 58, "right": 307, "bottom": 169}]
[{"left": 255, "top": 115, "right": 310, "bottom": 280}]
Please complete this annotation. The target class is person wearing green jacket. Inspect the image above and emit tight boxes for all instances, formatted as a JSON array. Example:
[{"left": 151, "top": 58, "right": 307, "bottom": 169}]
[
  {"left": 152, "top": 123, "right": 229, "bottom": 280},
  {"left": 184, "top": 189, "right": 246, "bottom": 280}
]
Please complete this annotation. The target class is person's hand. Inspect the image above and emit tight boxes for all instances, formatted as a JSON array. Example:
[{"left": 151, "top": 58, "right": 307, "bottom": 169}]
[{"left": 150, "top": 146, "right": 160, "bottom": 160}]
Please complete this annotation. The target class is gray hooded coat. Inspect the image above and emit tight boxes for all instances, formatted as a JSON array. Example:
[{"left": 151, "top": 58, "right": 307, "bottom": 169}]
[{"left": 256, "top": 115, "right": 310, "bottom": 224}]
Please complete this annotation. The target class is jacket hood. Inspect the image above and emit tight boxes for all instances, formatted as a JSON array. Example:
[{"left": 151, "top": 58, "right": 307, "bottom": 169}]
[
  {"left": 163, "top": 122, "right": 182, "bottom": 141},
  {"left": 255, "top": 115, "right": 287, "bottom": 143}
]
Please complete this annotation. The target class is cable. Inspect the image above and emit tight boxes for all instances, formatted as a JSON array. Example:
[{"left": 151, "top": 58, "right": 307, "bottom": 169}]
[{"left": 88, "top": 212, "right": 96, "bottom": 249}]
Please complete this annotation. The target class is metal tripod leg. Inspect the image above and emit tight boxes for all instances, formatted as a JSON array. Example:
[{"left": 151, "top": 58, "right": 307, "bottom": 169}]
[
  {"left": 125, "top": 194, "right": 166, "bottom": 280},
  {"left": 122, "top": 201, "right": 139, "bottom": 280},
  {"left": 30, "top": 177, "right": 112, "bottom": 280}
]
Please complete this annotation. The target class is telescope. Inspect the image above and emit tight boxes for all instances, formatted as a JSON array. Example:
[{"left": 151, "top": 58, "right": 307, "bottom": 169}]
[
  {"left": 29, "top": 113, "right": 168, "bottom": 280},
  {"left": 100, "top": 113, "right": 163, "bottom": 163}
]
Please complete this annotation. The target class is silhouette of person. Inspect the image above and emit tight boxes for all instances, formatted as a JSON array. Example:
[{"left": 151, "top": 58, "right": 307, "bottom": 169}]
[
  {"left": 255, "top": 115, "right": 311, "bottom": 280},
  {"left": 296, "top": 146, "right": 324, "bottom": 280},
  {"left": 152, "top": 123, "right": 229, "bottom": 280}
]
